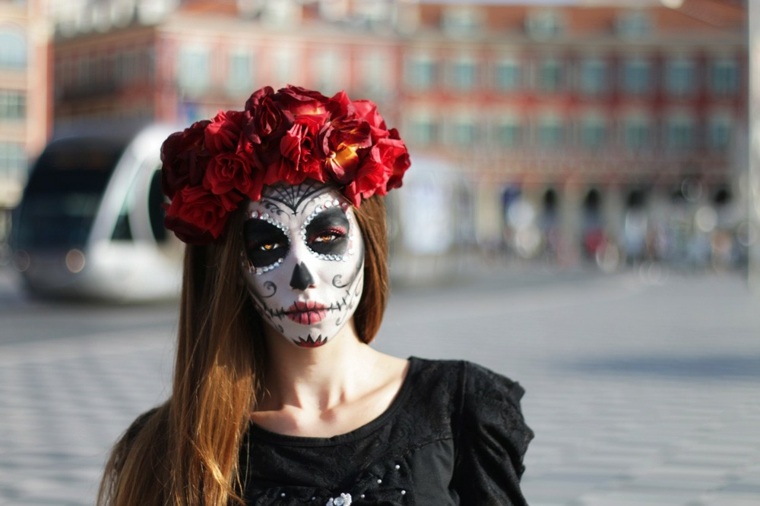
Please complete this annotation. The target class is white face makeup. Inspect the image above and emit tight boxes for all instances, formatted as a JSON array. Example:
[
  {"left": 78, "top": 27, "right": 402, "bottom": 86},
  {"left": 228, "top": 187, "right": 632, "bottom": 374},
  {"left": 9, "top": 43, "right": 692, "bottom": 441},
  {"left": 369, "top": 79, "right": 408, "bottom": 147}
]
[{"left": 241, "top": 181, "right": 365, "bottom": 348}]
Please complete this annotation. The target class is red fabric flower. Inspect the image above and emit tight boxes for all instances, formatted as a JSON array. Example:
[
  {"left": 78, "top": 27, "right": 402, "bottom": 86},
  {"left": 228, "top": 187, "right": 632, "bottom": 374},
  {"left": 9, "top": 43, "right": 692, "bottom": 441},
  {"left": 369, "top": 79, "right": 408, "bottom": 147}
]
[
  {"left": 275, "top": 86, "right": 331, "bottom": 116},
  {"left": 378, "top": 136, "right": 411, "bottom": 191},
  {"left": 321, "top": 116, "right": 372, "bottom": 184},
  {"left": 204, "top": 110, "right": 245, "bottom": 155},
  {"left": 353, "top": 100, "right": 389, "bottom": 141},
  {"left": 277, "top": 115, "right": 327, "bottom": 184},
  {"left": 160, "top": 84, "right": 411, "bottom": 245},
  {"left": 160, "top": 120, "right": 211, "bottom": 199},
  {"left": 164, "top": 185, "right": 242, "bottom": 244},
  {"left": 203, "top": 152, "right": 265, "bottom": 202}
]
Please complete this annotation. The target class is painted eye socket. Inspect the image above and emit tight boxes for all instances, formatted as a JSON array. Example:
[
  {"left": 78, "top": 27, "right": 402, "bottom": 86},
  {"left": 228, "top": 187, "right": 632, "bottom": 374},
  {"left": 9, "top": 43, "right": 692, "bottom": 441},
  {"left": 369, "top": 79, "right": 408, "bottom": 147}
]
[
  {"left": 305, "top": 208, "right": 350, "bottom": 257},
  {"left": 244, "top": 219, "right": 289, "bottom": 269}
]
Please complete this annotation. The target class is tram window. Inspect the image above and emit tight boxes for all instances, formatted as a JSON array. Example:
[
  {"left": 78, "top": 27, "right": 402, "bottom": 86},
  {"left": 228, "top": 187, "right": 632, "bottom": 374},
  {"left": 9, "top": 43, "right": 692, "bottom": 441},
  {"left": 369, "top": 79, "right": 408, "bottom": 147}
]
[
  {"left": 17, "top": 139, "right": 126, "bottom": 249},
  {"left": 112, "top": 210, "right": 133, "bottom": 241},
  {"left": 148, "top": 169, "right": 168, "bottom": 243}
]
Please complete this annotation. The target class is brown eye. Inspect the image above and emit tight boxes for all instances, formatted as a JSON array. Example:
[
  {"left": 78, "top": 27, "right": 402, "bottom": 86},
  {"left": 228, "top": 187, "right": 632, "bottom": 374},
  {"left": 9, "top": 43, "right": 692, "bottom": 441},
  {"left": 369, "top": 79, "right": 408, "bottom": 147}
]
[
  {"left": 260, "top": 242, "right": 282, "bottom": 251},
  {"left": 305, "top": 208, "right": 350, "bottom": 257},
  {"left": 312, "top": 230, "right": 344, "bottom": 244},
  {"left": 244, "top": 219, "right": 289, "bottom": 269}
]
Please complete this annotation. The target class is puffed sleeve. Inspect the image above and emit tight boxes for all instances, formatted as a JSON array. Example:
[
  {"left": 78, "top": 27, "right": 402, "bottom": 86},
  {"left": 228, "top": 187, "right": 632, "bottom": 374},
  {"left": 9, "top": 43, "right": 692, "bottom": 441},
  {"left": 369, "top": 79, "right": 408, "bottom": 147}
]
[{"left": 451, "top": 361, "right": 533, "bottom": 506}]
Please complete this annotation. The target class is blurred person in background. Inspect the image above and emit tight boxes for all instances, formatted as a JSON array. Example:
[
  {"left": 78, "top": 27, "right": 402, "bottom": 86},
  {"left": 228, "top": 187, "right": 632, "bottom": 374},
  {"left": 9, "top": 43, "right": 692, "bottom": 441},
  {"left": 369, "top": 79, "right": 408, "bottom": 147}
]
[{"left": 98, "top": 85, "right": 532, "bottom": 506}]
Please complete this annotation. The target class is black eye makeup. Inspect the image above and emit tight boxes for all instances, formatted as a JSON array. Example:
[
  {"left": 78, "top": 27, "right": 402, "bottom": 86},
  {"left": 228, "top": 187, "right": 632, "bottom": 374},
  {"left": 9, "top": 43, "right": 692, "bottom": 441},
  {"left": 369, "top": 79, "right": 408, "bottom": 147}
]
[
  {"left": 304, "top": 207, "right": 350, "bottom": 258},
  {"left": 243, "top": 218, "right": 289, "bottom": 271}
]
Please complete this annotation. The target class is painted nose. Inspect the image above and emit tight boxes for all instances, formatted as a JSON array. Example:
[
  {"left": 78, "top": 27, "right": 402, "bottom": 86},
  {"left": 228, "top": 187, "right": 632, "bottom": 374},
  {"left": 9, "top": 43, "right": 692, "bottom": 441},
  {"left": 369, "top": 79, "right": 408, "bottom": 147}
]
[{"left": 290, "top": 261, "right": 315, "bottom": 290}]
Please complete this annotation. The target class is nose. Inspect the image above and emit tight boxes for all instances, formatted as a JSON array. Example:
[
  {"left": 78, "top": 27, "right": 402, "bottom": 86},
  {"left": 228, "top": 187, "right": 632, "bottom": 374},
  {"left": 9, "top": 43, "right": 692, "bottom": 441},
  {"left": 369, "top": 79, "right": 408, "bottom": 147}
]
[{"left": 290, "top": 261, "right": 315, "bottom": 290}]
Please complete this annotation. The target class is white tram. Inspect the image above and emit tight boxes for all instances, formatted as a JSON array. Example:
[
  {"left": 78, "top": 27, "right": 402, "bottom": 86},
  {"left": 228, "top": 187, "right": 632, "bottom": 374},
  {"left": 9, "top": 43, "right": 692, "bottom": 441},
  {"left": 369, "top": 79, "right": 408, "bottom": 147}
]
[{"left": 11, "top": 123, "right": 184, "bottom": 301}]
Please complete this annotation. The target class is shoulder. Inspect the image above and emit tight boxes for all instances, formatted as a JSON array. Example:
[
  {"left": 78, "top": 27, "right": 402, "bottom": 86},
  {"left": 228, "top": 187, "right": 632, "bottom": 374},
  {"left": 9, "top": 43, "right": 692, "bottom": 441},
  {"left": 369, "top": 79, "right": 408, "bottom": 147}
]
[
  {"left": 450, "top": 361, "right": 533, "bottom": 465},
  {"left": 408, "top": 357, "right": 525, "bottom": 409},
  {"left": 460, "top": 361, "right": 526, "bottom": 410}
]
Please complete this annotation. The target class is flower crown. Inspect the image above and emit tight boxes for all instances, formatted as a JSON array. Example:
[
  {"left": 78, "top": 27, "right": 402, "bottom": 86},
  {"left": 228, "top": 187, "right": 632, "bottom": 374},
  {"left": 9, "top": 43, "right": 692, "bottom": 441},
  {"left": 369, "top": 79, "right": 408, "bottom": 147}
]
[{"left": 161, "top": 85, "right": 411, "bottom": 245}]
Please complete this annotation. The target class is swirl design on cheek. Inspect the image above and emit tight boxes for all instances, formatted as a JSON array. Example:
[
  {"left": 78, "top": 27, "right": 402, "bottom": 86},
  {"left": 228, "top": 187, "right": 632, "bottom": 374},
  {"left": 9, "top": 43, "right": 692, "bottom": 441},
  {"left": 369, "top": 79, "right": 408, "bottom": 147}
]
[
  {"left": 333, "top": 274, "right": 350, "bottom": 289},
  {"left": 261, "top": 281, "right": 277, "bottom": 298}
]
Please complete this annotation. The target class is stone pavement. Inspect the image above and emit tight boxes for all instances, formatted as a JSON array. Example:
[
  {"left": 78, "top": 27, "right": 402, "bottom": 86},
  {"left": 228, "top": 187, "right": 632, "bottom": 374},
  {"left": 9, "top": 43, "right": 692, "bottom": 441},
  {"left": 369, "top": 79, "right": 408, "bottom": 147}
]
[{"left": 1, "top": 265, "right": 760, "bottom": 505}]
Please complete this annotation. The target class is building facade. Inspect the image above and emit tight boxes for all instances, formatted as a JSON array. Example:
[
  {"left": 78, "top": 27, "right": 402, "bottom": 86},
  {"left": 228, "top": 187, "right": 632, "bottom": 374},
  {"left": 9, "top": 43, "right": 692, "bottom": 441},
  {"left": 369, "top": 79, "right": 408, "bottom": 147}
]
[
  {"left": 40, "top": 0, "right": 753, "bottom": 267},
  {"left": 0, "top": 0, "right": 52, "bottom": 245}
]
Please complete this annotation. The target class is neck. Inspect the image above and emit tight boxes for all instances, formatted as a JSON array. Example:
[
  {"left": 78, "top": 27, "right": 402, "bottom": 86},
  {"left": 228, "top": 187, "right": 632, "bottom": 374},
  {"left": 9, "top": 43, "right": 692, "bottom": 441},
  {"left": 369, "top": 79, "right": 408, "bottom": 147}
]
[{"left": 260, "top": 323, "right": 377, "bottom": 412}]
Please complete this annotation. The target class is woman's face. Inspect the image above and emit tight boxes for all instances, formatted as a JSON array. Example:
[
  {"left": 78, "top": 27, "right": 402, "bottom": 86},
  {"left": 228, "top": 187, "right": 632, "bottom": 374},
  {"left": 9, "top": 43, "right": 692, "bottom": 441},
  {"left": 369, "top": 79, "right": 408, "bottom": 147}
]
[{"left": 241, "top": 181, "right": 365, "bottom": 348}]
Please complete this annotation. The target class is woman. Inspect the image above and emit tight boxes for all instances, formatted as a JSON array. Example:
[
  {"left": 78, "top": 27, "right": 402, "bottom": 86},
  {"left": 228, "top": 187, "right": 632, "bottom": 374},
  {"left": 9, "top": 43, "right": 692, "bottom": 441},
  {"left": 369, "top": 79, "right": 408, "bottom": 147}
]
[{"left": 99, "top": 85, "right": 533, "bottom": 506}]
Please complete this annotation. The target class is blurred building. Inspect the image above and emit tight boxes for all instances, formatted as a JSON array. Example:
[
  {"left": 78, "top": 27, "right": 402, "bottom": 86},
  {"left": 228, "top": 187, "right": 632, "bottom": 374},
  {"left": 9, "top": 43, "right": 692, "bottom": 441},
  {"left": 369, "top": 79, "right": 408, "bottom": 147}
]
[
  {"left": 9, "top": 0, "right": 753, "bottom": 267},
  {"left": 0, "top": 0, "right": 50, "bottom": 245}
]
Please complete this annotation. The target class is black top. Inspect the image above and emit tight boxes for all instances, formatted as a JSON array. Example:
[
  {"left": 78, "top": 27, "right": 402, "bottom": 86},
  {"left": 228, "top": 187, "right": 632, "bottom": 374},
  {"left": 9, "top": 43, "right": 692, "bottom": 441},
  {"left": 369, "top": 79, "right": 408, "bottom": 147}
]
[{"left": 239, "top": 357, "right": 533, "bottom": 505}]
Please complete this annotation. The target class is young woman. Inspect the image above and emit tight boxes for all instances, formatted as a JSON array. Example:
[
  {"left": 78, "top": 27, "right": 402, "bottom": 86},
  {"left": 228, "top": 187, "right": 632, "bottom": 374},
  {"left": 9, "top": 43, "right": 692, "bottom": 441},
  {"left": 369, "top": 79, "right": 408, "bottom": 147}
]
[{"left": 98, "top": 85, "right": 533, "bottom": 506}]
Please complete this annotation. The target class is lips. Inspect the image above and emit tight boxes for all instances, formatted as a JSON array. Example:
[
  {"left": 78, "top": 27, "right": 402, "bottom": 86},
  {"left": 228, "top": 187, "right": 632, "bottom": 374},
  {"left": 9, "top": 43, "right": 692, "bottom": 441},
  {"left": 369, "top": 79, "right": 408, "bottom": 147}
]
[{"left": 285, "top": 300, "right": 328, "bottom": 325}]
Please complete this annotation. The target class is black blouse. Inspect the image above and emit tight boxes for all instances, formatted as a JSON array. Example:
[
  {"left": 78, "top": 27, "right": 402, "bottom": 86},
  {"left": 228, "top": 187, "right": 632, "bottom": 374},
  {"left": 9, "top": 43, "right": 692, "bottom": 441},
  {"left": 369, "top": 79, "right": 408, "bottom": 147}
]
[{"left": 239, "top": 357, "right": 533, "bottom": 505}]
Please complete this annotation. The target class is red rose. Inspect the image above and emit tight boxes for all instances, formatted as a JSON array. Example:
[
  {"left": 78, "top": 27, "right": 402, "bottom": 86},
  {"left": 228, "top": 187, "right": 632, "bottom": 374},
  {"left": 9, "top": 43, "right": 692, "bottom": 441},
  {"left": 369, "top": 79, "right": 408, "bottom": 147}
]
[
  {"left": 247, "top": 95, "right": 293, "bottom": 143},
  {"left": 160, "top": 85, "right": 411, "bottom": 245},
  {"left": 353, "top": 100, "right": 390, "bottom": 141},
  {"left": 244, "top": 86, "right": 275, "bottom": 111},
  {"left": 321, "top": 117, "right": 372, "bottom": 184},
  {"left": 203, "top": 152, "right": 264, "bottom": 202},
  {"left": 278, "top": 117, "right": 326, "bottom": 183},
  {"left": 160, "top": 120, "right": 211, "bottom": 198},
  {"left": 165, "top": 185, "right": 241, "bottom": 243},
  {"left": 343, "top": 149, "right": 393, "bottom": 206},
  {"left": 276, "top": 85, "right": 330, "bottom": 116},
  {"left": 325, "top": 90, "right": 353, "bottom": 118},
  {"left": 205, "top": 110, "right": 244, "bottom": 155},
  {"left": 376, "top": 138, "right": 411, "bottom": 191}
]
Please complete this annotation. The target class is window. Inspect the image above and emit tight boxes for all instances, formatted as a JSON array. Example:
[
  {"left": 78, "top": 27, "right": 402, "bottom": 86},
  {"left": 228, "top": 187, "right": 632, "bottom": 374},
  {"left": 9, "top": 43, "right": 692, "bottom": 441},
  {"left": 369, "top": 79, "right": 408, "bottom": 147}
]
[
  {"left": 448, "top": 56, "right": 478, "bottom": 91},
  {"left": 707, "top": 113, "right": 733, "bottom": 152},
  {"left": 578, "top": 114, "right": 607, "bottom": 150},
  {"left": 227, "top": 50, "right": 254, "bottom": 95},
  {"left": 404, "top": 53, "right": 437, "bottom": 91},
  {"left": 405, "top": 113, "right": 438, "bottom": 147},
  {"left": 272, "top": 45, "right": 297, "bottom": 86},
  {"left": 357, "top": 50, "right": 392, "bottom": 98},
  {"left": 312, "top": 49, "right": 345, "bottom": 95},
  {"left": 536, "top": 114, "right": 565, "bottom": 149},
  {"left": 0, "top": 90, "right": 26, "bottom": 120},
  {"left": 115, "top": 50, "right": 139, "bottom": 86},
  {"left": 709, "top": 58, "right": 739, "bottom": 96},
  {"left": 622, "top": 114, "right": 652, "bottom": 151},
  {"left": 0, "top": 28, "right": 26, "bottom": 69},
  {"left": 525, "top": 10, "right": 563, "bottom": 40},
  {"left": 665, "top": 114, "right": 695, "bottom": 151},
  {"left": 665, "top": 57, "right": 696, "bottom": 97},
  {"left": 0, "top": 141, "right": 26, "bottom": 184},
  {"left": 536, "top": 57, "right": 564, "bottom": 93},
  {"left": 621, "top": 57, "right": 652, "bottom": 95},
  {"left": 262, "top": 0, "right": 301, "bottom": 27},
  {"left": 76, "top": 56, "right": 91, "bottom": 89},
  {"left": 448, "top": 116, "right": 478, "bottom": 147},
  {"left": 615, "top": 10, "right": 651, "bottom": 39},
  {"left": 442, "top": 6, "right": 484, "bottom": 37},
  {"left": 579, "top": 58, "right": 608, "bottom": 96},
  {"left": 493, "top": 115, "right": 523, "bottom": 149},
  {"left": 177, "top": 45, "right": 210, "bottom": 94},
  {"left": 493, "top": 58, "right": 521, "bottom": 91}
]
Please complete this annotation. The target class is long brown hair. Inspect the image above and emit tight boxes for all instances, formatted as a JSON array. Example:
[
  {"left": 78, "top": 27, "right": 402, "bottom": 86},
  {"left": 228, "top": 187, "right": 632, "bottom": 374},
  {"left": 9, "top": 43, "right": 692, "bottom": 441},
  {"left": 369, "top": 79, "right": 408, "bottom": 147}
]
[{"left": 98, "top": 195, "right": 389, "bottom": 506}]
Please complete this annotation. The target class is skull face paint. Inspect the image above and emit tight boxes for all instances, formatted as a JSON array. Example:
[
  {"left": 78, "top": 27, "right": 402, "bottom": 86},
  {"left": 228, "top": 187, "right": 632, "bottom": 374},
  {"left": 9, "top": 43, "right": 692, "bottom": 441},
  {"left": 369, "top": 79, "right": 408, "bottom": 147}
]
[{"left": 242, "top": 181, "right": 365, "bottom": 348}]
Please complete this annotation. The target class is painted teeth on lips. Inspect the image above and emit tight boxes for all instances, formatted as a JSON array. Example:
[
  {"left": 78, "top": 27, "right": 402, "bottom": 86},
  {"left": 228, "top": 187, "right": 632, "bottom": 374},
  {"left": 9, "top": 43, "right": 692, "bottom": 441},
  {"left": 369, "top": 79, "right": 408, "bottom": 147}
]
[{"left": 286, "top": 301, "right": 328, "bottom": 325}]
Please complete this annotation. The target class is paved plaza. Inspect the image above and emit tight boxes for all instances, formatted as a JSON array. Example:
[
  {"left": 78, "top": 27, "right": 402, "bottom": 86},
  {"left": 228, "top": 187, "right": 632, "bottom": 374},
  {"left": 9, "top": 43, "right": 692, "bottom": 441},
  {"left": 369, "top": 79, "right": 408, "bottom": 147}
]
[{"left": 1, "top": 264, "right": 759, "bottom": 505}]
